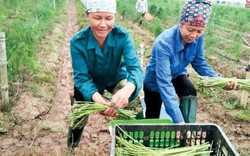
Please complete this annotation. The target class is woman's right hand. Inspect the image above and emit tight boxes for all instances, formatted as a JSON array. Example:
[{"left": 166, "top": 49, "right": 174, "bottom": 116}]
[{"left": 103, "top": 106, "right": 116, "bottom": 117}]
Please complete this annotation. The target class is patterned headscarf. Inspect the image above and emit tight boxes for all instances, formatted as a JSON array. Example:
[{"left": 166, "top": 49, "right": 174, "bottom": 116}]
[
  {"left": 179, "top": 0, "right": 212, "bottom": 27},
  {"left": 86, "top": 0, "right": 116, "bottom": 14}
]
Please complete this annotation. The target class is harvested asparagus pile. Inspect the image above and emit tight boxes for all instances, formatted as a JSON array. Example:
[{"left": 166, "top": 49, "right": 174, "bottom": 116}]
[
  {"left": 115, "top": 136, "right": 212, "bottom": 156},
  {"left": 196, "top": 76, "right": 250, "bottom": 93},
  {"left": 115, "top": 126, "right": 212, "bottom": 156},
  {"left": 67, "top": 102, "right": 137, "bottom": 129}
]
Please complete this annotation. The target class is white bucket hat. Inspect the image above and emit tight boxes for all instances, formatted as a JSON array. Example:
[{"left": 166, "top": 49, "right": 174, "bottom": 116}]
[{"left": 86, "top": 0, "right": 117, "bottom": 14}]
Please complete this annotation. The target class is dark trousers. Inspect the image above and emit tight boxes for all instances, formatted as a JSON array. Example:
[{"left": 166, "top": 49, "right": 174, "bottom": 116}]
[
  {"left": 144, "top": 74, "right": 197, "bottom": 118},
  {"left": 67, "top": 87, "right": 86, "bottom": 148}
]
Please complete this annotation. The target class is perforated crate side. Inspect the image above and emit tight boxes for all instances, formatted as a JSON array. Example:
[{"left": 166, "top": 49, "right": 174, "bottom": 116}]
[{"left": 110, "top": 123, "right": 239, "bottom": 156}]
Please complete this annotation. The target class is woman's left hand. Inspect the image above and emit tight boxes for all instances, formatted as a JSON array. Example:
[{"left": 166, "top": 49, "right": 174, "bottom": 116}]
[
  {"left": 112, "top": 88, "right": 130, "bottom": 109},
  {"left": 112, "top": 82, "right": 136, "bottom": 109},
  {"left": 224, "top": 79, "right": 241, "bottom": 90}
]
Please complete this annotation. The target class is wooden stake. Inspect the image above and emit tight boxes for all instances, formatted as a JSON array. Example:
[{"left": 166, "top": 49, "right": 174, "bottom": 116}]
[
  {"left": 53, "top": 0, "right": 56, "bottom": 9},
  {"left": 0, "top": 32, "right": 9, "bottom": 110}
]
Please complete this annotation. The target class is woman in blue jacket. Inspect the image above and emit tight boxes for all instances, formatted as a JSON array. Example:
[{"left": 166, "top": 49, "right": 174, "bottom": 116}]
[
  {"left": 67, "top": 0, "right": 143, "bottom": 150},
  {"left": 143, "top": 0, "right": 238, "bottom": 124}
]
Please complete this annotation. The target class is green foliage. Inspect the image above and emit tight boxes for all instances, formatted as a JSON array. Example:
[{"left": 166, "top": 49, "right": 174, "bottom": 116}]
[
  {"left": 0, "top": 120, "right": 4, "bottom": 127},
  {"left": 223, "top": 99, "right": 241, "bottom": 110},
  {"left": 116, "top": 0, "right": 249, "bottom": 72},
  {"left": 149, "top": 5, "right": 158, "bottom": 16},
  {"left": 210, "top": 5, "right": 250, "bottom": 33},
  {"left": 157, "top": 7, "right": 165, "bottom": 20},
  {"left": 153, "top": 24, "right": 164, "bottom": 37},
  {"left": 233, "top": 110, "right": 250, "bottom": 122},
  {"left": 33, "top": 72, "right": 55, "bottom": 84},
  {"left": 0, "top": 0, "right": 66, "bottom": 81},
  {"left": 146, "top": 19, "right": 164, "bottom": 37},
  {"left": 29, "top": 85, "right": 43, "bottom": 98},
  {"left": 116, "top": 0, "right": 166, "bottom": 37},
  {"left": 117, "top": 0, "right": 137, "bottom": 21},
  {"left": 74, "top": 0, "right": 89, "bottom": 29}
]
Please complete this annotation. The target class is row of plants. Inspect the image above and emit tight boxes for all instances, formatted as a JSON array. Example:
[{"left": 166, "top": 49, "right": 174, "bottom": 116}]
[
  {"left": 210, "top": 5, "right": 250, "bottom": 33},
  {"left": 116, "top": 0, "right": 249, "bottom": 75},
  {"left": 0, "top": 0, "right": 66, "bottom": 81}
]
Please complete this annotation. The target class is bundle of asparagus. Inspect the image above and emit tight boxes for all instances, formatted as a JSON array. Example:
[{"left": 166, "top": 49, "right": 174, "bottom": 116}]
[
  {"left": 67, "top": 102, "right": 137, "bottom": 129},
  {"left": 196, "top": 76, "right": 250, "bottom": 93},
  {"left": 115, "top": 135, "right": 211, "bottom": 156},
  {"left": 115, "top": 126, "right": 212, "bottom": 156}
]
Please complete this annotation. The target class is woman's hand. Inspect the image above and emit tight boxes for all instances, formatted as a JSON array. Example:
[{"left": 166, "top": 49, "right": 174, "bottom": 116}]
[
  {"left": 112, "top": 82, "right": 136, "bottom": 109},
  {"left": 224, "top": 79, "right": 241, "bottom": 90},
  {"left": 103, "top": 106, "right": 117, "bottom": 117},
  {"left": 112, "top": 88, "right": 130, "bottom": 109},
  {"left": 92, "top": 92, "right": 116, "bottom": 117}
]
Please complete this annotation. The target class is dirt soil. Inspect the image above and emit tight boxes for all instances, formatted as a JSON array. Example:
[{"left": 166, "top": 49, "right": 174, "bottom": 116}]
[{"left": 0, "top": 0, "right": 249, "bottom": 156}]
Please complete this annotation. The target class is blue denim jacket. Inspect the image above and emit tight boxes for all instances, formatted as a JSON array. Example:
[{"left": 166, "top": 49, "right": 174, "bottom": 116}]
[{"left": 144, "top": 25, "right": 219, "bottom": 123}]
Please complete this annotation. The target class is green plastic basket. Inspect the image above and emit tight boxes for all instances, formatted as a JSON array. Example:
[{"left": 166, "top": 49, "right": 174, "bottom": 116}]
[{"left": 110, "top": 121, "right": 239, "bottom": 156}]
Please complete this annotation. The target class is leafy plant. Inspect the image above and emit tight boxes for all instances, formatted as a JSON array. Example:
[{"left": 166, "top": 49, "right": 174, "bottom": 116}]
[
  {"left": 1, "top": 0, "right": 66, "bottom": 81},
  {"left": 149, "top": 5, "right": 158, "bottom": 16},
  {"left": 233, "top": 110, "right": 250, "bottom": 122}
]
